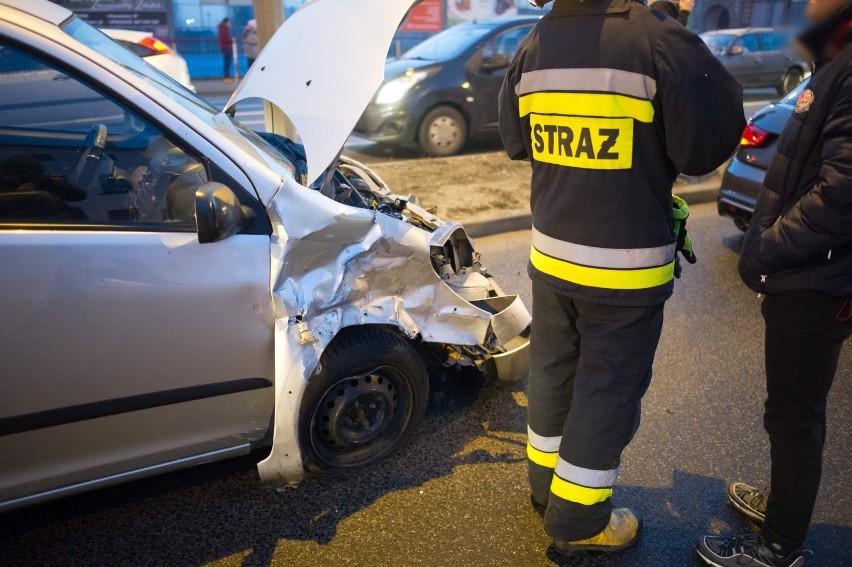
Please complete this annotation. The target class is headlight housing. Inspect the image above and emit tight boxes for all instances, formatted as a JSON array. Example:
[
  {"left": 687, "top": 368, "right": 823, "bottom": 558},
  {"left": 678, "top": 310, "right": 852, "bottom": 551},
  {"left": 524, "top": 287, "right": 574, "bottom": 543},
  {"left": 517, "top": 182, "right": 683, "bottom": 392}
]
[{"left": 375, "top": 69, "right": 433, "bottom": 105}]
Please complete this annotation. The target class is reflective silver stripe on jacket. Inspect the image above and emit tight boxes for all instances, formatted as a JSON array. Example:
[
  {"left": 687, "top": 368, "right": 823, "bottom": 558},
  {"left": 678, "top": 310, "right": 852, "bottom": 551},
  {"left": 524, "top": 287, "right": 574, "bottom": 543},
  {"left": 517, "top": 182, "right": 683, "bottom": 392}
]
[
  {"left": 555, "top": 457, "right": 620, "bottom": 488},
  {"left": 528, "top": 426, "right": 561, "bottom": 452},
  {"left": 516, "top": 68, "right": 657, "bottom": 100},
  {"left": 532, "top": 227, "right": 676, "bottom": 269}
]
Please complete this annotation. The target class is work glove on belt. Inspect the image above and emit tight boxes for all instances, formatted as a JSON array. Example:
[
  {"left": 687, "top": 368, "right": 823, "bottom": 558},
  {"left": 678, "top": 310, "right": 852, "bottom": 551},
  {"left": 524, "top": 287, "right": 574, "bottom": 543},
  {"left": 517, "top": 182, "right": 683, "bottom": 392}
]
[{"left": 673, "top": 195, "right": 696, "bottom": 279}]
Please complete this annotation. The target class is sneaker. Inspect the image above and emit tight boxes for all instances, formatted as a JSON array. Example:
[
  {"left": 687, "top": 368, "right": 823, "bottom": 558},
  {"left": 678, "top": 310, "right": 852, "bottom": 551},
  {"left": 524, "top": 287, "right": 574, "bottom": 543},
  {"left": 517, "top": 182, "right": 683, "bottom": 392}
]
[
  {"left": 548, "top": 508, "right": 642, "bottom": 559},
  {"left": 728, "top": 482, "right": 769, "bottom": 523},
  {"left": 697, "top": 532, "right": 805, "bottom": 567},
  {"left": 223, "top": 77, "right": 235, "bottom": 84}
]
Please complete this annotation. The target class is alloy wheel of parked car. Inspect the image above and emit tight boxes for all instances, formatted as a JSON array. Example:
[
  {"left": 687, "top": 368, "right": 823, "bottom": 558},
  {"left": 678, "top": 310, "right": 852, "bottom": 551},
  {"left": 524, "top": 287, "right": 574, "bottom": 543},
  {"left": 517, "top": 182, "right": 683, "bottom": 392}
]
[
  {"left": 418, "top": 106, "right": 468, "bottom": 157},
  {"left": 300, "top": 327, "right": 429, "bottom": 473},
  {"left": 779, "top": 67, "right": 804, "bottom": 95}
]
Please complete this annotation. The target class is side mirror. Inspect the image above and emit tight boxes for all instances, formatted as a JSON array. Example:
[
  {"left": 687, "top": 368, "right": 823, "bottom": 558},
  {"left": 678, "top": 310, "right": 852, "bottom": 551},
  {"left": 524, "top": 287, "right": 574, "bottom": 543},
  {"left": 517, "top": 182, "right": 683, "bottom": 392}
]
[
  {"left": 727, "top": 46, "right": 745, "bottom": 56},
  {"left": 195, "top": 182, "right": 248, "bottom": 244},
  {"left": 481, "top": 52, "right": 510, "bottom": 71}
]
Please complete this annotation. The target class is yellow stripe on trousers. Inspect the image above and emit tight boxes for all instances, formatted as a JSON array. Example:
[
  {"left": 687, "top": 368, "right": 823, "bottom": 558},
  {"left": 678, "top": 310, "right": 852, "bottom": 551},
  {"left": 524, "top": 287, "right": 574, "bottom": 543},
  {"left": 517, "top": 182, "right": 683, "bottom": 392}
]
[
  {"left": 527, "top": 443, "right": 559, "bottom": 469},
  {"left": 531, "top": 247, "right": 674, "bottom": 290},
  {"left": 519, "top": 92, "right": 655, "bottom": 123},
  {"left": 551, "top": 475, "right": 614, "bottom": 506}
]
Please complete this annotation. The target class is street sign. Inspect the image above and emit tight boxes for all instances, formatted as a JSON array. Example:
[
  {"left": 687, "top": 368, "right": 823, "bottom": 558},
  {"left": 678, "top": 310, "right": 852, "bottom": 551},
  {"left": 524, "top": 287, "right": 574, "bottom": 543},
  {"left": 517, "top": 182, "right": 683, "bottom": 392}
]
[{"left": 401, "top": 0, "right": 443, "bottom": 32}]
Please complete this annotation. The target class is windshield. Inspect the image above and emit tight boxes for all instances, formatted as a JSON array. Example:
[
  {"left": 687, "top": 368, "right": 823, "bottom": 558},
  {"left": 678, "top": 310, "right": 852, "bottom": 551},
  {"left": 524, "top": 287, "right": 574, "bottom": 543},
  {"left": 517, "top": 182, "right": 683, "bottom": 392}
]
[
  {"left": 404, "top": 24, "right": 494, "bottom": 61},
  {"left": 62, "top": 18, "right": 297, "bottom": 181},
  {"left": 701, "top": 34, "right": 737, "bottom": 55}
]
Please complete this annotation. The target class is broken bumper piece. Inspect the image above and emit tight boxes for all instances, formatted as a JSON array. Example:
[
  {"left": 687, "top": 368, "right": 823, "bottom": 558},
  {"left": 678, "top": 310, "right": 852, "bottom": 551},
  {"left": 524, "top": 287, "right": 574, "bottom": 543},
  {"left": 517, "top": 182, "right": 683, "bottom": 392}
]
[
  {"left": 473, "top": 295, "right": 531, "bottom": 382},
  {"left": 430, "top": 224, "right": 532, "bottom": 382}
]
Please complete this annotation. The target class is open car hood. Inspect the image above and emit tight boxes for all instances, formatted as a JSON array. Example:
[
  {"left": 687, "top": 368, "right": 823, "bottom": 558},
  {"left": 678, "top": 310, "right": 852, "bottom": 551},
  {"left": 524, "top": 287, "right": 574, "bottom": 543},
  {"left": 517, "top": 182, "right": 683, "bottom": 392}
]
[{"left": 227, "top": 0, "right": 415, "bottom": 185}]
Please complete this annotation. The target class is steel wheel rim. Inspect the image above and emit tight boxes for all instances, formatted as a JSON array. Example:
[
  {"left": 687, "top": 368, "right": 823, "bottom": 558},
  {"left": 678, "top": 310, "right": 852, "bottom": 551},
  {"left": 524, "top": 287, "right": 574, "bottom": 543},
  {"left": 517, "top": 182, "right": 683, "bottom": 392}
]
[
  {"left": 428, "top": 115, "right": 462, "bottom": 150},
  {"left": 784, "top": 69, "right": 802, "bottom": 93},
  {"left": 310, "top": 366, "right": 413, "bottom": 468}
]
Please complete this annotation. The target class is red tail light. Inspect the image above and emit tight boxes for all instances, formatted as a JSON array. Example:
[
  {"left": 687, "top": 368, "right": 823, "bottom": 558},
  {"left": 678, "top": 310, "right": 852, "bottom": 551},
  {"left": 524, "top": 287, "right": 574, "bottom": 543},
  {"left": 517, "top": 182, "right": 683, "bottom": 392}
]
[
  {"left": 740, "top": 123, "right": 770, "bottom": 148},
  {"left": 140, "top": 36, "right": 172, "bottom": 55}
]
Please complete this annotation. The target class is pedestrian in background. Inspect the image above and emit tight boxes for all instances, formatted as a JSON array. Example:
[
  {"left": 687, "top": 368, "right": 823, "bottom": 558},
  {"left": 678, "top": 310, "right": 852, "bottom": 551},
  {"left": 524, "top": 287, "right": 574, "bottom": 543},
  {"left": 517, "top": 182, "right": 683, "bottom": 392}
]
[
  {"left": 499, "top": 0, "right": 744, "bottom": 561},
  {"left": 697, "top": 0, "right": 852, "bottom": 566},
  {"left": 242, "top": 19, "right": 259, "bottom": 69},
  {"left": 218, "top": 17, "right": 234, "bottom": 83},
  {"left": 650, "top": 0, "right": 693, "bottom": 25}
]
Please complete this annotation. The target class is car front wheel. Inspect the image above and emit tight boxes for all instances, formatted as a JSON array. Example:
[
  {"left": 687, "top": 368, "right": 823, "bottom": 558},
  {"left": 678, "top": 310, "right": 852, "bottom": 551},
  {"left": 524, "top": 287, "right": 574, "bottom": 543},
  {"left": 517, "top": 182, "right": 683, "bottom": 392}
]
[
  {"left": 778, "top": 67, "right": 804, "bottom": 95},
  {"left": 299, "top": 327, "right": 429, "bottom": 473},
  {"left": 417, "top": 106, "right": 468, "bottom": 157}
]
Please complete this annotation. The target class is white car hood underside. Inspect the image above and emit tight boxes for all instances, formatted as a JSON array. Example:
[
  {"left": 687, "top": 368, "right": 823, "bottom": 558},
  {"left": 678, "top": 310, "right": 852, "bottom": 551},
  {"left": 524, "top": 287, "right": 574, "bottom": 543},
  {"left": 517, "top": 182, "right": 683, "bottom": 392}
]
[{"left": 227, "top": 0, "right": 416, "bottom": 185}]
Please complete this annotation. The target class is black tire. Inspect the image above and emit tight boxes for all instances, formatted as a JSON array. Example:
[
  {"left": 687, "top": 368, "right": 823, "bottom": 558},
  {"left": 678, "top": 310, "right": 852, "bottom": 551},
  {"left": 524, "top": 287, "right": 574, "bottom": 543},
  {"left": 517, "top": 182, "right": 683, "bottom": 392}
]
[
  {"left": 299, "top": 327, "right": 429, "bottom": 474},
  {"left": 777, "top": 67, "right": 804, "bottom": 96},
  {"left": 417, "top": 106, "right": 468, "bottom": 157}
]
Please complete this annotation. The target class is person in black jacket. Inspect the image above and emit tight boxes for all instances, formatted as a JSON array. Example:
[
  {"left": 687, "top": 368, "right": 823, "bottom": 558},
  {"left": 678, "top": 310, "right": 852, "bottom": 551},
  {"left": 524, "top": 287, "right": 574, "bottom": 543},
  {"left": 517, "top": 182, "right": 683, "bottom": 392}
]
[{"left": 697, "top": 2, "right": 852, "bottom": 566}]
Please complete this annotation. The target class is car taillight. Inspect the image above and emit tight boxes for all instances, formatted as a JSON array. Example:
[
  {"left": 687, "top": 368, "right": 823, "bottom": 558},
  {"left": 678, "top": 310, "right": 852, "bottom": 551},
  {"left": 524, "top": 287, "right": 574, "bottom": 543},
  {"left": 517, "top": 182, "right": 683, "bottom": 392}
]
[
  {"left": 740, "top": 123, "right": 770, "bottom": 148},
  {"left": 140, "top": 36, "right": 172, "bottom": 55}
]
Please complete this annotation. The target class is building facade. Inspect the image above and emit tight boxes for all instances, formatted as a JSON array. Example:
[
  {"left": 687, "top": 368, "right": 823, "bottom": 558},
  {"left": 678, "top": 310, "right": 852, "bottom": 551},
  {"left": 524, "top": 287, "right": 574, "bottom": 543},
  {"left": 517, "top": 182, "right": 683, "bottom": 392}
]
[
  {"left": 691, "top": 0, "right": 808, "bottom": 32},
  {"left": 51, "top": 0, "right": 808, "bottom": 79}
]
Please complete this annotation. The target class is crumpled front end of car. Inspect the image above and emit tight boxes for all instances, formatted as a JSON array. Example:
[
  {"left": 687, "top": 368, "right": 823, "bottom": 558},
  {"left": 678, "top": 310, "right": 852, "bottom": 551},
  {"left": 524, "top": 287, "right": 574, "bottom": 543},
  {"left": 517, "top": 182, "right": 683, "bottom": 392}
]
[{"left": 257, "top": 156, "right": 530, "bottom": 487}]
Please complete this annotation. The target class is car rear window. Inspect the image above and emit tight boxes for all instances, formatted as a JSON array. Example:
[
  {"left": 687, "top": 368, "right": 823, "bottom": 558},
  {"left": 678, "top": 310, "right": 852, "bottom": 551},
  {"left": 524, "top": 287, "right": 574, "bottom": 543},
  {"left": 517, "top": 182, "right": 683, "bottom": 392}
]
[{"left": 701, "top": 34, "right": 737, "bottom": 55}]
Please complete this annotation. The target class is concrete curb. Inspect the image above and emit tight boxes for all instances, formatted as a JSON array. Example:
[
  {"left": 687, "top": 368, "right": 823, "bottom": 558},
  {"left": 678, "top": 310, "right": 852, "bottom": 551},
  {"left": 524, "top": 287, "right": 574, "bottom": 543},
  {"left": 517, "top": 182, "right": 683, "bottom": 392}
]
[{"left": 464, "top": 177, "right": 721, "bottom": 239}]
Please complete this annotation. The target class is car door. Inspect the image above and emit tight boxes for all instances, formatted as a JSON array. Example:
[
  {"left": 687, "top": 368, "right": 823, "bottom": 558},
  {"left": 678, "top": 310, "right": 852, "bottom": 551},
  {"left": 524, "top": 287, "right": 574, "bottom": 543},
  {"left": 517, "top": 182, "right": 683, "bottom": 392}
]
[
  {"left": 0, "top": 41, "right": 275, "bottom": 508},
  {"left": 725, "top": 33, "right": 762, "bottom": 87},
  {"left": 469, "top": 24, "right": 534, "bottom": 133}
]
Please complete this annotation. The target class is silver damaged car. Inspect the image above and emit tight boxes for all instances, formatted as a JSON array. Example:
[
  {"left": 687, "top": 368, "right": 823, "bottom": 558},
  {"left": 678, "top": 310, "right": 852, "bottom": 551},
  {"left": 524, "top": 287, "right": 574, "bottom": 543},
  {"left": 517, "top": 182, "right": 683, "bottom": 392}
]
[{"left": 0, "top": 0, "right": 531, "bottom": 510}]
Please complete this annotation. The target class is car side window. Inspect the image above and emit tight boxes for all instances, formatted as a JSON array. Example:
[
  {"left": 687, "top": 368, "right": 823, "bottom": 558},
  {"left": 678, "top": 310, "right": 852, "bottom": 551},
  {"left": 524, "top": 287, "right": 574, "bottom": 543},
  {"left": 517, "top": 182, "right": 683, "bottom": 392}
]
[
  {"left": 481, "top": 25, "right": 534, "bottom": 63},
  {"left": 0, "top": 42, "right": 204, "bottom": 229},
  {"left": 734, "top": 34, "right": 760, "bottom": 53},
  {"left": 493, "top": 25, "right": 534, "bottom": 59},
  {"left": 760, "top": 33, "right": 784, "bottom": 51}
]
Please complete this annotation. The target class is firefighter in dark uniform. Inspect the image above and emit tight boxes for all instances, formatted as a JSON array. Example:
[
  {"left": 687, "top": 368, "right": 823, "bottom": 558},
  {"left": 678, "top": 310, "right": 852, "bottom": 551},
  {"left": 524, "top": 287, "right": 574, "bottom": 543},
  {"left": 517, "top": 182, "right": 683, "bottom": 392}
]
[{"left": 498, "top": 0, "right": 745, "bottom": 559}]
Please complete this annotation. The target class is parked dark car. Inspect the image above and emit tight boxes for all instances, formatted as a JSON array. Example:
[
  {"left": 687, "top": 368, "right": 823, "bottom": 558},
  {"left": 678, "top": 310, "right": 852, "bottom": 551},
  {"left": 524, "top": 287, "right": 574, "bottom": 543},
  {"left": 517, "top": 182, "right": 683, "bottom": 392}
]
[
  {"left": 718, "top": 79, "right": 809, "bottom": 230},
  {"left": 355, "top": 17, "right": 539, "bottom": 156},
  {"left": 701, "top": 28, "right": 808, "bottom": 95}
]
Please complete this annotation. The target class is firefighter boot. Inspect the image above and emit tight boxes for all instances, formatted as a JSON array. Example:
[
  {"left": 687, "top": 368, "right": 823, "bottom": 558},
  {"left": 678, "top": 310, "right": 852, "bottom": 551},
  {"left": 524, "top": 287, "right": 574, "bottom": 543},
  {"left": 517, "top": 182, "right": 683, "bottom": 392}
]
[{"left": 548, "top": 508, "right": 642, "bottom": 559}]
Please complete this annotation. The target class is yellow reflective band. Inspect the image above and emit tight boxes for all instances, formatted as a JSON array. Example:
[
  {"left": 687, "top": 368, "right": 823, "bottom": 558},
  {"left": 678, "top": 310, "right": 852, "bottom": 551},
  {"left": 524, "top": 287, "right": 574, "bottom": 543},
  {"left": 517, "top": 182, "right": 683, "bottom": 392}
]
[
  {"left": 527, "top": 442, "right": 559, "bottom": 469},
  {"left": 519, "top": 92, "right": 655, "bottom": 123},
  {"left": 530, "top": 115, "right": 633, "bottom": 170},
  {"left": 551, "top": 475, "right": 614, "bottom": 506},
  {"left": 531, "top": 247, "right": 675, "bottom": 290}
]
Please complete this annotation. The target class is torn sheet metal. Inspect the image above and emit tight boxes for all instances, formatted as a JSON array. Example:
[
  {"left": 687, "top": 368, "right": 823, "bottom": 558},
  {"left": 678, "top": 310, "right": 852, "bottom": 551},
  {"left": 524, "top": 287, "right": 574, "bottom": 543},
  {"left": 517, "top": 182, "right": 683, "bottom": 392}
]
[
  {"left": 227, "top": 0, "right": 417, "bottom": 185},
  {"left": 257, "top": 171, "right": 531, "bottom": 486}
]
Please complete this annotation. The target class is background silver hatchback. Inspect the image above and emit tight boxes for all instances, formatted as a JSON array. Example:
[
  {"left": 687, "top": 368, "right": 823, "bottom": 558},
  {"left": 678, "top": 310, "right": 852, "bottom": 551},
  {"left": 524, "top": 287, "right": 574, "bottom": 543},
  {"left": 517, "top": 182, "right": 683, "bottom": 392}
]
[{"left": 701, "top": 27, "right": 809, "bottom": 95}]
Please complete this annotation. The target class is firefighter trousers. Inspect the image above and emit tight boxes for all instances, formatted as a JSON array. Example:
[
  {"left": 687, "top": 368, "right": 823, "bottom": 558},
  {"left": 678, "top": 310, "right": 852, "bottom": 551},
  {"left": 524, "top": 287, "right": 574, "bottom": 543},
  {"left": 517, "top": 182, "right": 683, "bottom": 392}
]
[{"left": 527, "top": 280, "right": 665, "bottom": 541}]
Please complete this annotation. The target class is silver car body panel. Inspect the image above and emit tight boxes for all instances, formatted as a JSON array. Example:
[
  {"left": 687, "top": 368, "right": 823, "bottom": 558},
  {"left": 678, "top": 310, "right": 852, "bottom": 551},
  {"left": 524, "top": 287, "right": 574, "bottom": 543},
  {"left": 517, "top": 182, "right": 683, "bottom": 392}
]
[
  {"left": 2, "top": 444, "right": 254, "bottom": 511},
  {"left": 0, "top": 230, "right": 275, "bottom": 503}
]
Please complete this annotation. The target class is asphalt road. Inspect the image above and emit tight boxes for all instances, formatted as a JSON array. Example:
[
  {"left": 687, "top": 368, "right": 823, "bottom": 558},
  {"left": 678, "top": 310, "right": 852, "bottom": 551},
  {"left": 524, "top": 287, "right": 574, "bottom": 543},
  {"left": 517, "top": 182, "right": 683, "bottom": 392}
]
[
  {"left": 1, "top": 205, "right": 849, "bottom": 567},
  {"left": 203, "top": 89, "right": 778, "bottom": 166}
]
